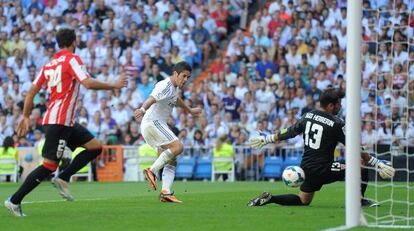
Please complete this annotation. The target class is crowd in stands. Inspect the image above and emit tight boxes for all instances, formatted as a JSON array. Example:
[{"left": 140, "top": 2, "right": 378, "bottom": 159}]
[{"left": 0, "top": 0, "right": 413, "bottom": 155}]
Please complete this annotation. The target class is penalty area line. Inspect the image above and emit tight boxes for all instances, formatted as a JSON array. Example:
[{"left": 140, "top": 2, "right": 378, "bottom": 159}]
[{"left": 23, "top": 198, "right": 109, "bottom": 204}]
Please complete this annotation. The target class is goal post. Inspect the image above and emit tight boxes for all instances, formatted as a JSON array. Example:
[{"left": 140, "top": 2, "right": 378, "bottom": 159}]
[
  {"left": 345, "top": 0, "right": 363, "bottom": 228},
  {"left": 340, "top": 0, "right": 414, "bottom": 230}
]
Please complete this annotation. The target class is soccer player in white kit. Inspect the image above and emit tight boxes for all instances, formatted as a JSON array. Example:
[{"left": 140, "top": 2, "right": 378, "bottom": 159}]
[{"left": 134, "top": 61, "right": 202, "bottom": 203}]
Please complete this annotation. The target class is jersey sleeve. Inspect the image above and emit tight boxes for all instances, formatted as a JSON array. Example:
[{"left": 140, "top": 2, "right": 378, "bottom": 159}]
[
  {"left": 32, "top": 67, "right": 46, "bottom": 87},
  {"left": 150, "top": 81, "right": 170, "bottom": 101},
  {"left": 68, "top": 56, "right": 90, "bottom": 82},
  {"left": 278, "top": 115, "right": 306, "bottom": 141}
]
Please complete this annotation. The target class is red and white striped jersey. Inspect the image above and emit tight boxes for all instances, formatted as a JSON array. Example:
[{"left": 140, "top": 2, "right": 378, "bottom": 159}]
[{"left": 33, "top": 50, "right": 90, "bottom": 126}]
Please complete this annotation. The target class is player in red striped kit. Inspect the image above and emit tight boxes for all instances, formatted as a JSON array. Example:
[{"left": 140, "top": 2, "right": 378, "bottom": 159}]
[{"left": 4, "top": 28, "right": 128, "bottom": 217}]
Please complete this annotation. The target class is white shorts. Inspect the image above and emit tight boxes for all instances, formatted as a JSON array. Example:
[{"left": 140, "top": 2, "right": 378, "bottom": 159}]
[{"left": 141, "top": 120, "right": 178, "bottom": 148}]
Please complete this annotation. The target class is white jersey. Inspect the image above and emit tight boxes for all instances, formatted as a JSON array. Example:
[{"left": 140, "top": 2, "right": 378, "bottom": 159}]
[{"left": 143, "top": 78, "right": 179, "bottom": 123}]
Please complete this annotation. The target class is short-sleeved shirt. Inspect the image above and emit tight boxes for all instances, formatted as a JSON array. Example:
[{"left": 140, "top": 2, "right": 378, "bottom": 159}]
[
  {"left": 142, "top": 78, "right": 178, "bottom": 123},
  {"left": 33, "top": 50, "right": 90, "bottom": 126},
  {"left": 222, "top": 96, "right": 241, "bottom": 120}
]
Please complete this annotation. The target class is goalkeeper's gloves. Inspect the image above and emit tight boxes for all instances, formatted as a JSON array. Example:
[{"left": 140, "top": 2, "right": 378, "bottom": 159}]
[
  {"left": 249, "top": 134, "right": 276, "bottom": 149},
  {"left": 368, "top": 156, "right": 395, "bottom": 179}
]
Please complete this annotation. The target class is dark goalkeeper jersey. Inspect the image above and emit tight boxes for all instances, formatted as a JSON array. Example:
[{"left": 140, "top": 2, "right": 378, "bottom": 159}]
[{"left": 278, "top": 109, "right": 345, "bottom": 175}]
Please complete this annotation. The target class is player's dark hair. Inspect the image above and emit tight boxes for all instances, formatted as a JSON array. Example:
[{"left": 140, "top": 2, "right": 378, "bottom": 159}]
[
  {"left": 56, "top": 28, "right": 76, "bottom": 48},
  {"left": 319, "top": 88, "right": 345, "bottom": 108},
  {"left": 173, "top": 61, "right": 192, "bottom": 75}
]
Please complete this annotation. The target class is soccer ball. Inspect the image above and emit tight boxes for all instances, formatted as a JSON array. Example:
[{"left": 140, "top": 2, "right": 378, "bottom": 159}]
[{"left": 282, "top": 166, "right": 305, "bottom": 187}]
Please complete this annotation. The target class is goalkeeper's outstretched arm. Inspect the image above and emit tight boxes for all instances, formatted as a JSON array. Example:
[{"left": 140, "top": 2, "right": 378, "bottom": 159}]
[
  {"left": 249, "top": 119, "right": 304, "bottom": 148},
  {"left": 361, "top": 151, "right": 395, "bottom": 179}
]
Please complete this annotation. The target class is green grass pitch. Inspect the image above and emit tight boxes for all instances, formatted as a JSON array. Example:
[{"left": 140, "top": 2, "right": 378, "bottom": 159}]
[{"left": 0, "top": 181, "right": 412, "bottom": 231}]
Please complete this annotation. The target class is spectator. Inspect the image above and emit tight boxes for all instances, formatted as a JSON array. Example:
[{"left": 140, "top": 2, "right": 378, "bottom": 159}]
[
  {"left": 285, "top": 44, "right": 302, "bottom": 67},
  {"left": 112, "top": 101, "right": 130, "bottom": 127},
  {"left": 0, "top": 136, "right": 19, "bottom": 181},
  {"left": 160, "top": 53, "right": 174, "bottom": 76},
  {"left": 256, "top": 52, "right": 277, "bottom": 79},
  {"left": 77, "top": 107, "right": 89, "bottom": 125},
  {"left": 137, "top": 72, "right": 154, "bottom": 99},
  {"left": 149, "top": 24, "right": 163, "bottom": 46},
  {"left": 170, "top": 46, "right": 184, "bottom": 64},
  {"left": 122, "top": 49, "right": 139, "bottom": 79},
  {"left": 159, "top": 11, "right": 174, "bottom": 32},
  {"left": 394, "top": 118, "right": 414, "bottom": 149},
  {"left": 148, "top": 63, "right": 164, "bottom": 82},
  {"left": 151, "top": 46, "right": 166, "bottom": 67},
  {"left": 205, "top": 114, "right": 229, "bottom": 147},
  {"left": 377, "top": 120, "right": 394, "bottom": 146},
  {"left": 178, "top": 128, "right": 192, "bottom": 147},
  {"left": 253, "top": 26, "right": 271, "bottom": 48},
  {"left": 166, "top": 3, "right": 179, "bottom": 22},
  {"left": 301, "top": 95, "right": 314, "bottom": 115},
  {"left": 137, "top": 13, "right": 152, "bottom": 33},
  {"left": 222, "top": 85, "right": 241, "bottom": 121},
  {"left": 125, "top": 121, "right": 142, "bottom": 145},
  {"left": 155, "top": 0, "right": 170, "bottom": 18},
  {"left": 210, "top": 1, "right": 228, "bottom": 37},
  {"left": 234, "top": 77, "right": 248, "bottom": 101},
  {"left": 177, "top": 29, "right": 197, "bottom": 67},
  {"left": 361, "top": 121, "right": 378, "bottom": 152},
  {"left": 291, "top": 88, "right": 307, "bottom": 111},
  {"left": 255, "top": 80, "right": 276, "bottom": 114},
  {"left": 148, "top": 5, "right": 160, "bottom": 26},
  {"left": 192, "top": 129, "right": 205, "bottom": 149},
  {"left": 192, "top": 19, "right": 210, "bottom": 65},
  {"left": 175, "top": 9, "right": 195, "bottom": 31},
  {"left": 102, "top": 107, "right": 118, "bottom": 144},
  {"left": 95, "top": 1, "right": 111, "bottom": 24}
]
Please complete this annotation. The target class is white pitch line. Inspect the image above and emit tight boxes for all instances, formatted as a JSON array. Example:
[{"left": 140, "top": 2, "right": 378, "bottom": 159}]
[
  {"left": 322, "top": 225, "right": 350, "bottom": 231},
  {"left": 23, "top": 197, "right": 109, "bottom": 204}
]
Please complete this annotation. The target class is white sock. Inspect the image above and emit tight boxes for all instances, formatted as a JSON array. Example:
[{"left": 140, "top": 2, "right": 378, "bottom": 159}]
[
  {"left": 150, "top": 149, "right": 174, "bottom": 173},
  {"left": 162, "top": 164, "right": 176, "bottom": 194}
]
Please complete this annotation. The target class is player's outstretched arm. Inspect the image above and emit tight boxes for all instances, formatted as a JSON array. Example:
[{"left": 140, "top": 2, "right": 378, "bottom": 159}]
[
  {"left": 249, "top": 119, "right": 304, "bottom": 148},
  {"left": 134, "top": 96, "right": 156, "bottom": 120},
  {"left": 81, "top": 73, "right": 128, "bottom": 90},
  {"left": 176, "top": 97, "right": 202, "bottom": 117},
  {"left": 361, "top": 152, "right": 395, "bottom": 179},
  {"left": 17, "top": 84, "right": 41, "bottom": 137},
  {"left": 249, "top": 133, "right": 278, "bottom": 149}
]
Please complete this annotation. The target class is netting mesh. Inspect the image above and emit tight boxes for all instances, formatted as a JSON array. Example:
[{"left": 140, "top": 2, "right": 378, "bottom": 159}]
[{"left": 360, "top": 0, "right": 414, "bottom": 228}]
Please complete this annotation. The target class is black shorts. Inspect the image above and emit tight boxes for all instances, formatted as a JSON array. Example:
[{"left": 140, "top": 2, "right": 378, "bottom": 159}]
[
  {"left": 300, "top": 161, "right": 346, "bottom": 193},
  {"left": 42, "top": 122, "right": 95, "bottom": 162}
]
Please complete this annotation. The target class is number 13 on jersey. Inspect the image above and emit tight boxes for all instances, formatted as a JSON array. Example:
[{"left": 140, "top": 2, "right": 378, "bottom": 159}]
[{"left": 304, "top": 121, "right": 323, "bottom": 149}]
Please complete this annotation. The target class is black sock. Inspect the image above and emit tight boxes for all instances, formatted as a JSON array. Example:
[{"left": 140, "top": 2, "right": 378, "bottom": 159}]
[
  {"left": 361, "top": 167, "right": 369, "bottom": 197},
  {"left": 10, "top": 165, "right": 53, "bottom": 204},
  {"left": 58, "top": 149, "right": 101, "bottom": 182},
  {"left": 267, "top": 194, "right": 304, "bottom": 206}
]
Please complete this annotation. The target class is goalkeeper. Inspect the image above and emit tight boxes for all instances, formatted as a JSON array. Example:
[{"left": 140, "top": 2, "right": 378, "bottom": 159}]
[{"left": 247, "top": 88, "right": 395, "bottom": 207}]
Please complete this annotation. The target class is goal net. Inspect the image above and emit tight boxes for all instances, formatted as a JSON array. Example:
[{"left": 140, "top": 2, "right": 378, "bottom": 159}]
[{"left": 359, "top": 0, "right": 414, "bottom": 228}]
